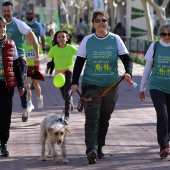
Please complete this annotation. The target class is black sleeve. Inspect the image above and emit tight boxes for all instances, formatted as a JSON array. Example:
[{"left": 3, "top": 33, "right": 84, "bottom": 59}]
[
  {"left": 72, "top": 56, "right": 86, "bottom": 86},
  {"left": 119, "top": 54, "right": 133, "bottom": 77},
  {"left": 13, "top": 58, "right": 24, "bottom": 88}
]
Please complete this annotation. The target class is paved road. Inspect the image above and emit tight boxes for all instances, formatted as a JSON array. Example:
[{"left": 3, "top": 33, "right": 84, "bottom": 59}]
[{"left": 1, "top": 59, "right": 170, "bottom": 170}]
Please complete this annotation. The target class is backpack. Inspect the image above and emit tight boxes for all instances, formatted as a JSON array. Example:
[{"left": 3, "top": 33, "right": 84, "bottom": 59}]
[
  {"left": 152, "top": 41, "right": 159, "bottom": 66},
  {"left": 152, "top": 41, "right": 159, "bottom": 58}
]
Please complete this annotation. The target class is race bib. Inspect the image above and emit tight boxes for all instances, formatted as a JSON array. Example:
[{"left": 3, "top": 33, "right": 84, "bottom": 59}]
[{"left": 26, "top": 51, "right": 36, "bottom": 66}]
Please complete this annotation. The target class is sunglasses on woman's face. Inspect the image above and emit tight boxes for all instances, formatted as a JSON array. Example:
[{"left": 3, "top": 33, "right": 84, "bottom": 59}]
[
  {"left": 94, "top": 18, "right": 107, "bottom": 23},
  {"left": 161, "top": 32, "right": 170, "bottom": 37}
]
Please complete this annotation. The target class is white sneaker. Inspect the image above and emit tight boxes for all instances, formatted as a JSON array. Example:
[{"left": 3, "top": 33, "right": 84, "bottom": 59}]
[
  {"left": 37, "top": 95, "right": 43, "bottom": 109},
  {"left": 27, "top": 102, "right": 34, "bottom": 113},
  {"left": 22, "top": 109, "right": 29, "bottom": 122}
]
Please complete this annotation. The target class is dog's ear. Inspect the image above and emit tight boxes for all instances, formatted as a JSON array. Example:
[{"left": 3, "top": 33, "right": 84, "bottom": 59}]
[
  {"left": 47, "top": 127, "right": 53, "bottom": 135},
  {"left": 65, "top": 127, "right": 71, "bottom": 134}
]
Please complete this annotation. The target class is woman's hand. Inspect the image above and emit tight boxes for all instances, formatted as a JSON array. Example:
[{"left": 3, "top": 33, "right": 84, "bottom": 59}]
[
  {"left": 71, "top": 84, "right": 79, "bottom": 92},
  {"left": 139, "top": 91, "right": 145, "bottom": 101},
  {"left": 123, "top": 73, "right": 131, "bottom": 81}
]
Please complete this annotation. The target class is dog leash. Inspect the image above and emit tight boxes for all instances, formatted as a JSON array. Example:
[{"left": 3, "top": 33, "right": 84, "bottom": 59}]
[{"left": 69, "top": 76, "right": 125, "bottom": 112}]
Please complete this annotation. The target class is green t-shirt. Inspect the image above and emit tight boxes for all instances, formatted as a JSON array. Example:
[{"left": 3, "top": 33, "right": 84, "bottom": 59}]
[
  {"left": 45, "top": 36, "right": 53, "bottom": 52},
  {"left": 23, "top": 42, "right": 43, "bottom": 66},
  {"left": 6, "top": 17, "right": 31, "bottom": 57},
  {"left": 149, "top": 43, "right": 170, "bottom": 93},
  {"left": 47, "top": 44, "right": 78, "bottom": 70}
]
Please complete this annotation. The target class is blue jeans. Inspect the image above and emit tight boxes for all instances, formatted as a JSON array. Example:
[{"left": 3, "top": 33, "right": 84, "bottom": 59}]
[
  {"left": 82, "top": 82, "right": 118, "bottom": 154},
  {"left": 150, "top": 89, "right": 170, "bottom": 146},
  {"left": 16, "top": 59, "right": 28, "bottom": 109}
]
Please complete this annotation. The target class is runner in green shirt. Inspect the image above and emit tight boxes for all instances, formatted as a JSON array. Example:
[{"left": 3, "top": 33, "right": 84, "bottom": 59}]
[{"left": 23, "top": 40, "right": 44, "bottom": 113}]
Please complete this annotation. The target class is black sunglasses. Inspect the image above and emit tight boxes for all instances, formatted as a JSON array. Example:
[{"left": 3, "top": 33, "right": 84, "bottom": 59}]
[
  {"left": 160, "top": 32, "right": 170, "bottom": 37},
  {"left": 94, "top": 18, "right": 107, "bottom": 23}
]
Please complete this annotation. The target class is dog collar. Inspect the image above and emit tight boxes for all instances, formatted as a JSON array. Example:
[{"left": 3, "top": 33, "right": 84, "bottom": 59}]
[{"left": 49, "top": 117, "right": 62, "bottom": 126}]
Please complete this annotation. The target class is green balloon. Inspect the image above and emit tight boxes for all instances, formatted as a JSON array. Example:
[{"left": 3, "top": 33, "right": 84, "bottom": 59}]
[{"left": 53, "top": 73, "right": 65, "bottom": 88}]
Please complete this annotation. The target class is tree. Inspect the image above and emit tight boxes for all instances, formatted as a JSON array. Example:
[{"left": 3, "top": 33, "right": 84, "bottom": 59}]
[
  {"left": 141, "top": 0, "right": 169, "bottom": 41},
  {"left": 147, "top": 0, "right": 169, "bottom": 23}
]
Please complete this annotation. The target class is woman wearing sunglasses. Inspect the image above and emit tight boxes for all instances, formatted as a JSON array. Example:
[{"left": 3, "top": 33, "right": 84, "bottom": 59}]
[
  {"left": 140, "top": 19, "right": 170, "bottom": 159},
  {"left": 71, "top": 10, "right": 133, "bottom": 164}
]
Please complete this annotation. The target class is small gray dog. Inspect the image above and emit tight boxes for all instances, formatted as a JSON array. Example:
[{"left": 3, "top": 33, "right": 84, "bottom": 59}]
[{"left": 40, "top": 113, "right": 70, "bottom": 163}]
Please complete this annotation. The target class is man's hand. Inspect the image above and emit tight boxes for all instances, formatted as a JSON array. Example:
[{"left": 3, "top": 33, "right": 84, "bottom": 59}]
[{"left": 34, "top": 58, "right": 40, "bottom": 65}]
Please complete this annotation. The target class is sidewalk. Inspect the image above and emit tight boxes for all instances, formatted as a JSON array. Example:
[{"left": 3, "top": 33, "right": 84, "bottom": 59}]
[{"left": 0, "top": 61, "right": 170, "bottom": 170}]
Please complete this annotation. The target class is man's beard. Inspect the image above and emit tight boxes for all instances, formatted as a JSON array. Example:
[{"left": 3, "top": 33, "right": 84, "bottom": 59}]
[
  {"left": 26, "top": 17, "right": 33, "bottom": 21},
  {"left": 3, "top": 14, "right": 12, "bottom": 23}
]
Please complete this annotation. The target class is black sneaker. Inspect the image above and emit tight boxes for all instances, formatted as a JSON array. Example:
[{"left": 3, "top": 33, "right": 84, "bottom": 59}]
[
  {"left": 87, "top": 150, "right": 97, "bottom": 164},
  {"left": 1, "top": 144, "right": 9, "bottom": 157},
  {"left": 63, "top": 116, "right": 69, "bottom": 125},
  {"left": 97, "top": 148, "right": 105, "bottom": 159}
]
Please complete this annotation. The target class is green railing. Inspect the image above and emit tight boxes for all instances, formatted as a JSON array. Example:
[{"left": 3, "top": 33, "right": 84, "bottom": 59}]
[
  {"left": 124, "top": 37, "right": 152, "bottom": 54},
  {"left": 123, "top": 37, "right": 153, "bottom": 65}
]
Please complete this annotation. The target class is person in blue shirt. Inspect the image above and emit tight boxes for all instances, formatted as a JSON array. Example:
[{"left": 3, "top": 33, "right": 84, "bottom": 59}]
[
  {"left": 25, "top": 9, "right": 46, "bottom": 53},
  {"left": 25, "top": 9, "right": 46, "bottom": 90},
  {"left": 140, "top": 19, "right": 170, "bottom": 159}
]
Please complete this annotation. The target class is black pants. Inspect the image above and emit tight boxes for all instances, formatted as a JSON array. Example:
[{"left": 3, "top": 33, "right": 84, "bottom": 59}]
[
  {"left": 82, "top": 82, "right": 118, "bottom": 154},
  {"left": 59, "top": 70, "right": 73, "bottom": 118},
  {"left": 0, "top": 81, "right": 14, "bottom": 145},
  {"left": 47, "top": 59, "right": 54, "bottom": 74},
  {"left": 150, "top": 89, "right": 170, "bottom": 146},
  {"left": 17, "top": 59, "right": 27, "bottom": 109}
]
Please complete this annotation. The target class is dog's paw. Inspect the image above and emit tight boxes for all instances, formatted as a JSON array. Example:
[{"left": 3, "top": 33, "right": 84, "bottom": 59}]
[
  {"left": 46, "top": 154, "right": 52, "bottom": 158},
  {"left": 62, "top": 158, "right": 69, "bottom": 164},
  {"left": 41, "top": 156, "right": 46, "bottom": 161},
  {"left": 54, "top": 159, "right": 59, "bottom": 163},
  {"left": 52, "top": 156, "right": 59, "bottom": 163}
]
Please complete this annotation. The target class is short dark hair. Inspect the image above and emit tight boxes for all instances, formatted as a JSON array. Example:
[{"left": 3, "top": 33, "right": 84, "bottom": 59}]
[
  {"left": 92, "top": 10, "right": 109, "bottom": 23},
  {"left": 52, "top": 30, "right": 72, "bottom": 46},
  {"left": 2, "top": 1, "right": 13, "bottom": 7},
  {"left": 26, "top": 9, "right": 34, "bottom": 14}
]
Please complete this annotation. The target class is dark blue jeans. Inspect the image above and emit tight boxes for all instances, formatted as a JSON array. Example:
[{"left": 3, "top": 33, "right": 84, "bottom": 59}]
[
  {"left": 0, "top": 81, "right": 14, "bottom": 144},
  {"left": 16, "top": 59, "right": 28, "bottom": 109},
  {"left": 59, "top": 70, "right": 73, "bottom": 118},
  {"left": 82, "top": 82, "right": 118, "bottom": 154},
  {"left": 150, "top": 89, "right": 170, "bottom": 146}
]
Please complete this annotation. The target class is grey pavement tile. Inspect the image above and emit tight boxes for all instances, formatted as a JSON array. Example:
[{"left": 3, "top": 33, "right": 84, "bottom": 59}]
[{"left": 0, "top": 61, "right": 170, "bottom": 170}]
